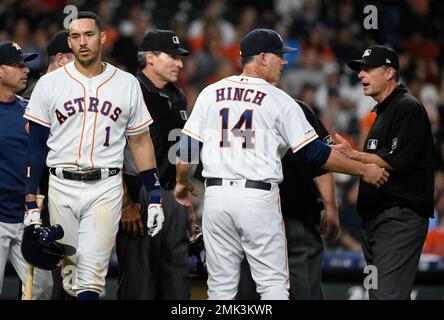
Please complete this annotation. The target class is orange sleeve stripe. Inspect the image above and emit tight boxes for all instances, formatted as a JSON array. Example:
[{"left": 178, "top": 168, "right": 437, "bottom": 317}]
[
  {"left": 127, "top": 118, "right": 153, "bottom": 131},
  {"left": 291, "top": 133, "right": 319, "bottom": 152},
  {"left": 24, "top": 113, "right": 51, "bottom": 126},
  {"left": 182, "top": 128, "right": 203, "bottom": 142}
]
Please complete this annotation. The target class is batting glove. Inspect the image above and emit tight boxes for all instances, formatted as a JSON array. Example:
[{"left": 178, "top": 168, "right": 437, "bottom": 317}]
[
  {"left": 24, "top": 201, "right": 42, "bottom": 227},
  {"left": 147, "top": 203, "right": 164, "bottom": 237}
]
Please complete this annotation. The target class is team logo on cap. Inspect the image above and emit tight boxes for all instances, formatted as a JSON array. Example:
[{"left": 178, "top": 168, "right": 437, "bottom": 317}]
[
  {"left": 172, "top": 36, "right": 179, "bottom": 44},
  {"left": 11, "top": 42, "right": 21, "bottom": 51},
  {"left": 386, "top": 59, "right": 391, "bottom": 64},
  {"left": 363, "top": 49, "right": 371, "bottom": 57}
]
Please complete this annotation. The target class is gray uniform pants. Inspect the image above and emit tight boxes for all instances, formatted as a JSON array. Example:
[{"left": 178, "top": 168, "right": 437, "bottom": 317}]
[
  {"left": 360, "top": 206, "right": 428, "bottom": 300},
  {"left": 115, "top": 188, "right": 190, "bottom": 299},
  {"left": 0, "top": 222, "right": 53, "bottom": 299}
]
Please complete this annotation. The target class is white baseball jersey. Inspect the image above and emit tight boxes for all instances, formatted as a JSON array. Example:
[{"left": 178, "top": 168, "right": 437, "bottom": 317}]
[
  {"left": 183, "top": 75, "right": 318, "bottom": 183},
  {"left": 24, "top": 61, "right": 152, "bottom": 170}
]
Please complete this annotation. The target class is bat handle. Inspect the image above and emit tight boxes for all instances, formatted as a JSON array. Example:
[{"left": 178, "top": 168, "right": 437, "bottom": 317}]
[{"left": 22, "top": 265, "right": 34, "bottom": 300}]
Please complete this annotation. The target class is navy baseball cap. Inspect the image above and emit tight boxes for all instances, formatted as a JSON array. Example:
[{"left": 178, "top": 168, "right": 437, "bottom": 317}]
[
  {"left": 0, "top": 41, "right": 37, "bottom": 65},
  {"left": 139, "top": 29, "right": 189, "bottom": 56},
  {"left": 240, "top": 29, "right": 298, "bottom": 57},
  {"left": 47, "top": 30, "right": 71, "bottom": 56},
  {"left": 348, "top": 45, "right": 399, "bottom": 71}
]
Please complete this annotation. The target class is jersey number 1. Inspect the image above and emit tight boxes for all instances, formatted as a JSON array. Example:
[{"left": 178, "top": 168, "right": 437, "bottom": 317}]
[
  {"left": 103, "top": 126, "right": 110, "bottom": 147},
  {"left": 219, "top": 108, "right": 254, "bottom": 148}
]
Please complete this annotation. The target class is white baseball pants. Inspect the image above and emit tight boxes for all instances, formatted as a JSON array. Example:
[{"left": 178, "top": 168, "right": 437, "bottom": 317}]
[
  {"left": 203, "top": 180, "right": 289, "bottom": 300},
  {"left": 48, "top": 173, "right": 122, "bottom": 296},
  {"left": 0, "top": 221, "right": 53, "bottom": 299}
]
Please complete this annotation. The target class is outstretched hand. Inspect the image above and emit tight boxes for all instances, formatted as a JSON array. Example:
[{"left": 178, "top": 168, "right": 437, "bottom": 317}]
[
  {"left": 174, "top": 179, "right": 197, "bottom": 208},
  {"left": 331, "top": 134, "right": 354, "bottom": 158}
]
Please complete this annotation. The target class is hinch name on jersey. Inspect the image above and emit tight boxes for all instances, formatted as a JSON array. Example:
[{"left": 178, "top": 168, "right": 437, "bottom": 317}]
[
  {"left": 216, "top": 88, "right": 267, "bottom": 106},
  {"left": 55, "top": 97, "right": 122, "bottom": 125}
]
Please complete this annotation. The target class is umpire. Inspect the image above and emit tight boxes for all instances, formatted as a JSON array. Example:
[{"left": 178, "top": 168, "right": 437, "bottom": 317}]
[
  {"left": 116, "top": 29, "right": 192, "bottom": 299},
  {"left": 334, "top": 45, "right": 435, "bottom": 299},
  {"left": 237, "top": 100, "right": 339, "bottom": 300}
]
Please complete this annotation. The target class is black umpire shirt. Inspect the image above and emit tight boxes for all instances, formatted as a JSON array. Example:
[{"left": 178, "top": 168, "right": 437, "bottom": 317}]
[
  {"left": 136, "top": 70, "right": 188, "bottom": 190},
  {"left": 279, "top": 100, "right": 334, "bottom": 219},
  {"left": 357, "top": 83, "right": 435, "bottom": 219}
]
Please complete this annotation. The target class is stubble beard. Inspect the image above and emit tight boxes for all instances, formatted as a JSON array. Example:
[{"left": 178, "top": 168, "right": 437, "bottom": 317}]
[{"left": 75, "top": 49, "right": 100, "bottom": 68}]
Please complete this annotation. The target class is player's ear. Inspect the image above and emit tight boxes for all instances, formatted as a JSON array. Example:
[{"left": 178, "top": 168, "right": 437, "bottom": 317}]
[
  {"left": 258, "top": 52, "right": 267, "bottom": 66},
  {"left": 100, "top": 31, "right": 107, "bottom": 45}
]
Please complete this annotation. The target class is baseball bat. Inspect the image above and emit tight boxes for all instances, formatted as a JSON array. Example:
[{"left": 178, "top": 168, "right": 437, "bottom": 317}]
[
  {"left": 22, "top": 195, "right": 45, "bottom": 300},
  {"left": 22, "top": 265, "right": 34, "bottom": 300}
]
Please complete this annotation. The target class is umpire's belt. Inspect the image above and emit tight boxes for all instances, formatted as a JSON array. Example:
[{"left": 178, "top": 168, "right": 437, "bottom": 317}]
[
  {"left": 205, "top": 178, "right": 271, "bottom": 191},
  {"left": 49, "top": 168, "right": 120, "bottom": 181}
]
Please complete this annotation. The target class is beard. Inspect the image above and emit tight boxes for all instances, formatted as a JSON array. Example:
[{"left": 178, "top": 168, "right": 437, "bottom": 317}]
[{"left": 74, "top": 48, "right": 100, "bottom": 67}]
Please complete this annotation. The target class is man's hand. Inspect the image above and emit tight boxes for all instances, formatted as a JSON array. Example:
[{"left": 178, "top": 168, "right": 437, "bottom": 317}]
[
  {"left": 362, "top": 164, "right": 389, "bottom": 188},
  {"left": 174, "top": 179, "right": 197, "bottom": 207},
  {"left": 320, "top": 206, "right": 340, "bottom": 241},
  {"left": 120, "top": 202, "right": 144, "bottom": 236},
  {"left": 147, "top": 203, "right": 164, "bottom": 237},
  {"left": 24, "top": 201, "right": 42, "bottom": 227},
  {"left": 331, "top": 134, "right": 355, "bottom": 158}
]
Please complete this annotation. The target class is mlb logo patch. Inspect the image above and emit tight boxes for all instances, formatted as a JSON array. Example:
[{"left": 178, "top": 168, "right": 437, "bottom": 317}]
[
  {"left": 363, "top": 49, "right": 372, "bottom": 57},
  {"left": 180, "top": 110, "right": 188, "bottom": 120},
  {"left": 391, "top": 138, "right": 398, "bottom": 150},
  {"left": 323, "top": 135, "right": 335, "bottom": 146},
  {"left": 367, "top": 139, "right": 378, "bottom": 150}
]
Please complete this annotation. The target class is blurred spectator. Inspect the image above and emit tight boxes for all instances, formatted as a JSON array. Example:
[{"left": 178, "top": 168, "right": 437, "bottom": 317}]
[
  {"left": 281, "top": 47, "right": 324, "bottom": 97},
  {"left": 187, "top": 0, "right": 236, "bottom": 52}
]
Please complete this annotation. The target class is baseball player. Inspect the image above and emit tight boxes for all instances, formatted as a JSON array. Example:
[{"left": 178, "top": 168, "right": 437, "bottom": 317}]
[
  {"left": 0, "top": 40, "right": 53, "bottom": 299},
  {"left": 23, "top": 11, "right": 164, "bottom": 300},
  {"left": 174, "top": 28, "right": 389, "bottom": 300}
]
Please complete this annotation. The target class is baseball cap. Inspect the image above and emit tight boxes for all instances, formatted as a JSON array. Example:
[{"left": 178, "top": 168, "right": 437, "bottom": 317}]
[
  {"left": 47, "top": 30, "right": 71, "bottom": 56},
  {"left": 0, "top": 41, "right": 37, "bottom": 65},
  {"left": 240, "top": 28, "right": 298, "bottom": 57},
  {"left": 348, "top": 45, "right": 399, "bottom": 71},
  {"left": 139, "top": 29, "right": 189, "bottom": 56}
]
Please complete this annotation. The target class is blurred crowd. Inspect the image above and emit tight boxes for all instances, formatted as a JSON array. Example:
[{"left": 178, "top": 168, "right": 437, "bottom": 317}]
[{"left": 1, "top": 0, "right": 444, "bottom": 255}]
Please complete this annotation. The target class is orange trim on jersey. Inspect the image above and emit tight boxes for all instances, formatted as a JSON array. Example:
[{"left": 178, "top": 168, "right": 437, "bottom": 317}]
[
  {"left": 127, "top": 119, "right": 153, "bottom": 131},
  {"left": 90, "top": 67, "right": 118, "bottom": 169},
  {"left": 225, "top": 78, "right": 272, "bottom": 86},
  {"left": 64, "top": 65, "right": 87, "bottom": 170},
  {"left": 291, "top": 133, "right": 318, "bottom": 152},
  {"left": 182, "top": 128, "right": 203, "bottom": 142},
  {"left": 24, "top": 113, "right": 51, "bottom": 126}
]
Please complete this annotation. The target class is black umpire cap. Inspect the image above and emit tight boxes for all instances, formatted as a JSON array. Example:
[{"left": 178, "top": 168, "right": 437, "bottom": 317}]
[
  {"left": 348, "top": 45, "right": 399, "bottom": 71},
  {"left": 0, "top": 41, "right": 37, "bottom": 65},
  {"left": 139, "top": 29, "right": 189, "bottom": 56},
  {"left": 47, "top": 30, "right": 71, "bottom": 56},
  {"left": 240, "top": 28, "right": 298, "bottom": 57}
]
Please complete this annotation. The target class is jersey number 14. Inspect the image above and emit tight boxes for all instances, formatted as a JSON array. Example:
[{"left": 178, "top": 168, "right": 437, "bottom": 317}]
[{"left": 219, "top": 108, "right": 254, "bottom": 149}]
